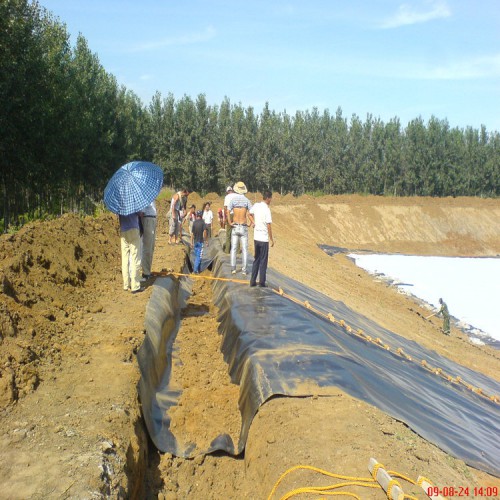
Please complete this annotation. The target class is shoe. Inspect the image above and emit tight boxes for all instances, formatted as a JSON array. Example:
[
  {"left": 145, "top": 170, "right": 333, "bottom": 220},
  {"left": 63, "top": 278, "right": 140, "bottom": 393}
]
[
  {"left": 249, "top": 282, "right": 257, "bottom": 287},
  {"left": 259, "top": 283, "right": 267, "bottom": 288},
  {"left": 241, "top": 271, "right": 247, "bottom": 276},
  {"left": 123, "top": 287, "right": 130, "bottom": 291},
  {"left": 131, "top": 288, "right": 144, "bottom": 294},
  {"left": 141, "top": 274, "right": 151, "bottom": 282},
  {"left": 231, "top": 269, "right": 236, "bottom": 275}
]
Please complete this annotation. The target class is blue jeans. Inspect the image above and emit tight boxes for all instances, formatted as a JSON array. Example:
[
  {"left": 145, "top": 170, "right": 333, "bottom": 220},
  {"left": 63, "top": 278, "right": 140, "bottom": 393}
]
[
  {"left": 230, "top": 224, "right": 248, "bottom": 272},
  {"left": 194, "top": 241, "right": 204, "bottom": 273}
]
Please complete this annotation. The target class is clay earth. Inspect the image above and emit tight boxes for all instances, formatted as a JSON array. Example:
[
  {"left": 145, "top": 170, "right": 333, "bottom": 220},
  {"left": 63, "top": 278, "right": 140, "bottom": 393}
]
[{"left": 0, "top": 193, "right": 499, "bottom": 499}]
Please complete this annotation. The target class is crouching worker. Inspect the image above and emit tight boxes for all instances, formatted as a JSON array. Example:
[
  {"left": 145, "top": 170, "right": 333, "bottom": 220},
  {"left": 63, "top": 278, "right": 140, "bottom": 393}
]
[{"left": 191, "top": 210, "right": 208, "bottom": 274}]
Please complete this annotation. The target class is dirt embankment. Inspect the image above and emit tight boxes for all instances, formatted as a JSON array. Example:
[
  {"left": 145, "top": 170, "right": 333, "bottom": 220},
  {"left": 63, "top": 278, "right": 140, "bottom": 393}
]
[{"left": 0, "top": 193, "right": 499, "bottom": 498}]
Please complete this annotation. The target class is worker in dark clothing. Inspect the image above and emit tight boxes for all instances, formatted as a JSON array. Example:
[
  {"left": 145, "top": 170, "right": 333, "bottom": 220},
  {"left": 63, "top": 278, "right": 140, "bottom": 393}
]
[
  {"left": 438, "top": 298, "right": 450, "bottom": 335},
  {"left": 191, "top": 210, "right": 207, "bottom": 274}
]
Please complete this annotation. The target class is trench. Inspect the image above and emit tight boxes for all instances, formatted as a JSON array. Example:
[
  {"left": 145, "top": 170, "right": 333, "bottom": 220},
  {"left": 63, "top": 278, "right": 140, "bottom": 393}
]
[
  {"left": 126, "top": 241, "right": 500, "bottom": 497},
  {"left": 129, "top": 253, "right": 246, "bottom": 498}
]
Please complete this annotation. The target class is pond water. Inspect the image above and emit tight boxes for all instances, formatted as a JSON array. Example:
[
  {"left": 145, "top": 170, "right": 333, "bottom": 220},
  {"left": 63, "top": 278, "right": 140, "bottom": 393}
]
[{"left": 348, "top": 254, "right": 500, "bottom": 347}]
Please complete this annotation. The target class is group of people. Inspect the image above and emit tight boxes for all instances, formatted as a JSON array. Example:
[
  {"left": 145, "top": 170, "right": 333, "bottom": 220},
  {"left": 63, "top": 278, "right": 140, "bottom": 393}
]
[
  {"left": 188, "top": 181, "right": 274, "bottom": 286},
  {"left": 119, "top": 190, "right": 453, "bottom": 337},
  {"left": 168, "top": 190, "right": 215, "bottom": 244},
  {"left": 221, "top": 182, "right": 274, "bottom": 286},
  {"left": 119, "top": 182, "right": 274, "bottom": 292},
  {"left": 119, "top": 201, "right": 157, "bottom": 294}
]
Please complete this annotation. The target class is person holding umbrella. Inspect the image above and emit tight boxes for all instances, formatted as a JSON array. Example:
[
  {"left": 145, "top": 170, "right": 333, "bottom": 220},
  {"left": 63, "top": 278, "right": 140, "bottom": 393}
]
[
  {"left": 119, "top": 211, "right": 143, "bottom": 293},
  {"left": 104, "top": 161, "right": 164, "bottom": 293}
]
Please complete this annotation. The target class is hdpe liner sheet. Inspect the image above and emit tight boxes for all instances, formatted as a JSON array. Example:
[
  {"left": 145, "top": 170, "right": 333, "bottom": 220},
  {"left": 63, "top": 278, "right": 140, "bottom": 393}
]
[
  {"left": 138, "top": 246, "right": 500, "bottom": 477},
  {"left": 137, "top": 242, "right": 235, "bottom": 457}
]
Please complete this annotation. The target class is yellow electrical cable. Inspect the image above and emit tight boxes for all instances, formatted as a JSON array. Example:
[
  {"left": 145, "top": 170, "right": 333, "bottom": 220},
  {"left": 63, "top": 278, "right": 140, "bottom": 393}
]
[
  {"left": 153, "top": 271, "right": 247, "bottom": 284},
  {"left": 387, "top": 478, "right": 402, "bottom": 499},
  {"left": 280, "top": 482, "right": 379, "bottom": 499},
  {"left": 288, "top": 492, "right": 362, "bottom": 499},
  {"left": 387, "top": 471, "right": 416, "bottom": 485},
  {"left": 267, "top": 464, "right": 376, "bottom": 500},
  {"left": 417, "top": 476, "right": 432, "bottom": 486},
  {"left": 268, "top": 463, "right": 431, "bottom": 500},
  {"left": 371, "top": 462, "right": 385, "bottom": 480}
]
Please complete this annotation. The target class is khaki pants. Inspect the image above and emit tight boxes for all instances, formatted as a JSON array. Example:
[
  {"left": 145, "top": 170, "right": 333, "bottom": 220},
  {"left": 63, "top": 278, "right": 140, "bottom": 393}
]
[
  {"left": 121, "top": 228, "right": 141, "bottom": 291},
  {"left": 141, "top": 217, "right": 157, "bottom": 276},
  {"left": 225, "top": 225, "right": 232, "bottom": 254}
]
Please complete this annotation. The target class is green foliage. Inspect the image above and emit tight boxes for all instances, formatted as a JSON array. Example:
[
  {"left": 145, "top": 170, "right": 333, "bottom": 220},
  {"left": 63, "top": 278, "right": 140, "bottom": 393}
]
[
  {"left": 305, "top": 190, "right": 328, "bottom": 198},
  {"left": 1, "top": 1, "right": 498, "bottom": 233},
  {"left": 0, "top": 0, "right": 151, "bottom": 231},
  {"left": 158, "top": 189, "right": 174, "bottom": 202}
]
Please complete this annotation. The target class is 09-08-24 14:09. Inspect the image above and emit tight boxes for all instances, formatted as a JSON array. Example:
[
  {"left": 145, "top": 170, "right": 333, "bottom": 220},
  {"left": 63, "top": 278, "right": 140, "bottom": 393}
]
[{"left": 427, "top": 486, "right": 498, "bottom": 497}]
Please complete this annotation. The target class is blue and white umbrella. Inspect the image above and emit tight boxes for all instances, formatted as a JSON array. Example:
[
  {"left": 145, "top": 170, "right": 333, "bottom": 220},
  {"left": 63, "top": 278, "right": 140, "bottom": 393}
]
[{"left": 104, "top": 161, "right": 163, "bottom": 215}]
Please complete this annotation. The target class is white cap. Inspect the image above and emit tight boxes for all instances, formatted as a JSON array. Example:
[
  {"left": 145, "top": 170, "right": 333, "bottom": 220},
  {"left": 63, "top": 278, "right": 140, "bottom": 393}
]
[{"left": 226, "top": 185, "right": 233, "bottom": 192}]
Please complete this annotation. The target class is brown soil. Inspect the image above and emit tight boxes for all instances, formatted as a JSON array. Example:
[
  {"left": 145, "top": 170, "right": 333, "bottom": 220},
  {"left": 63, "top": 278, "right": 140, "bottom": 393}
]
[{"left": 1, "top": 193, "right": 499, "bottom": 499}]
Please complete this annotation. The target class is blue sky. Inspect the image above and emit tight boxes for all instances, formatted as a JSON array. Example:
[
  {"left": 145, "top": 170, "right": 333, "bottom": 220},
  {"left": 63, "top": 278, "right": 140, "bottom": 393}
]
[{"left": 40, "top": 0, "right": 500, "bottom": 132}]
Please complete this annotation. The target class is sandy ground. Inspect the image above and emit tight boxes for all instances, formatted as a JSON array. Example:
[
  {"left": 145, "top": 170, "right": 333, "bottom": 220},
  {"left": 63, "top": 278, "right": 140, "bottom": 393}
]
[{"left": 0, "top": 193, "right": 499, "bottom": 499}]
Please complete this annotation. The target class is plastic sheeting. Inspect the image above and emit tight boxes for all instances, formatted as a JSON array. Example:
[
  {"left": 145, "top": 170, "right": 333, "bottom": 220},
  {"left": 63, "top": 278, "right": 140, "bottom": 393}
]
[{"left": 138, "top": 242, "right": 500, "bottom": 477}]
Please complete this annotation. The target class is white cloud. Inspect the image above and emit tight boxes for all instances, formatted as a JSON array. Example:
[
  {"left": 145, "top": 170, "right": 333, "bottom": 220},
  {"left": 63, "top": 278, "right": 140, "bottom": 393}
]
[
  {"left": 415, "top": 54, "right": 500, "bottom": 80},
  {"left": 317, "top": 52, "right": 500, "bottom": 82},
  {"left": 380, "top": 0, "right": 451, "bottom": 29},
  {"left": 130, "top": 25, "right": 216, "bottom": 52}
]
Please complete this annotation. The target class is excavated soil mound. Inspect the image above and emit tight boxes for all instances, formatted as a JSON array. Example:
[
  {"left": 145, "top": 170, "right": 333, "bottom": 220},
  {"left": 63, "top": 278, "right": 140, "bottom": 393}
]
[{"left": 0, "top": 213, "right": 120, "bottom": 406}]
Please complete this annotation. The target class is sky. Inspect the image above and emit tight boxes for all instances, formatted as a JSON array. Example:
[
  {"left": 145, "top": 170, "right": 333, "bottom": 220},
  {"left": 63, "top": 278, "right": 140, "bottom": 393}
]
[
  {"left": 39, "top": 0, "right": 500, "bottom": 132},
  {"left": 349, "top": 254, "right": 500, "bottom": 344}
]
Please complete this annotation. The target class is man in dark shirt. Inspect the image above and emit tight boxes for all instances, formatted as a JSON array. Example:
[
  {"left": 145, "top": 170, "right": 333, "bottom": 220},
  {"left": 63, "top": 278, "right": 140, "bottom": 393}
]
[{"left": 191, "top": 210, "right": 207, "bottom": 274}]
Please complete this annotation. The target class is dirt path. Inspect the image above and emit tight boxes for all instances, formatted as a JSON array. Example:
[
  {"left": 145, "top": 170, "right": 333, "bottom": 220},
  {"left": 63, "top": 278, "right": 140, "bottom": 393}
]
[
  {"left": 1, "top": 193, "right": 499, "bottom": 498},
  {"left": 146, "top": 271, "right": 246, "bottom": 499},
  {"left": 166, "top": 271, "right": 241, "bottom": 455}
]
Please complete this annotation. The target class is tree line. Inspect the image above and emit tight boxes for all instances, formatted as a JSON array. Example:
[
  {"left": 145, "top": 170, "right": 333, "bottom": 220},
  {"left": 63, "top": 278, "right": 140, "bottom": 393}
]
[{"left": 1, "top": 0, "right": 499, "bottom": 231}]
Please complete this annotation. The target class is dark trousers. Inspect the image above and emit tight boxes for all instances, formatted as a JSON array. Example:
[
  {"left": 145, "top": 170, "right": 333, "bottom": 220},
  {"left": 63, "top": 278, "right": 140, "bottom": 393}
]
[{"left": 250, "top": 240, "right": 269, "bottom": 286}]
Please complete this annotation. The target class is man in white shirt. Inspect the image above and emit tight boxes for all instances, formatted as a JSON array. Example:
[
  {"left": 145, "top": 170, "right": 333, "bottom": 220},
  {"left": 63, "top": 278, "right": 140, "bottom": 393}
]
[
  {"left": 249, "top": 191, "right": 274, "bottom": 287},
  {"left": 140, "top": 201, "right": 157, "bottom": 279},
  {"left": 223, "top": 185, "right": 236, "bottom": 253},
  {"left": 202, "top": 201, "right": 214, "bottom": 238}
]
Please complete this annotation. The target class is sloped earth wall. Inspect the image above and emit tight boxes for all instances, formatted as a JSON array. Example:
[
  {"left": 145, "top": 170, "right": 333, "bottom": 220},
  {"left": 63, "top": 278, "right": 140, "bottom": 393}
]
[{"left": 139, "top": 245, "right": 500, "bottom": 478}]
